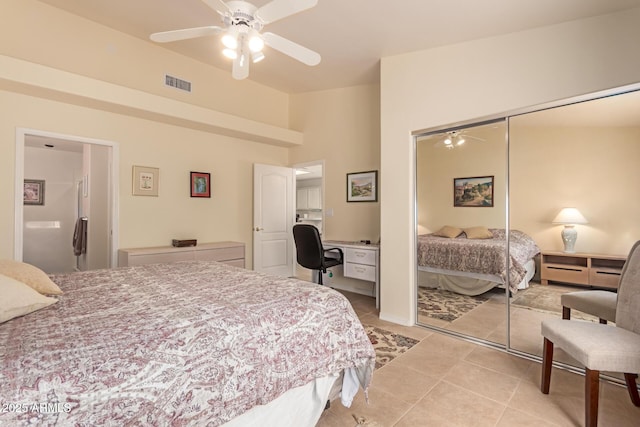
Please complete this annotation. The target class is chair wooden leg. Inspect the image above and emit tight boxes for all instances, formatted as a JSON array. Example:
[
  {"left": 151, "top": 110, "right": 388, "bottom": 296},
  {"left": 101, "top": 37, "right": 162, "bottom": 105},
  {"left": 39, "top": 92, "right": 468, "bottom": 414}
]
[
  {"left": 562, "top": 306, "right": 571, "bottom": 320},
  {"left": 318, "top": 270, "right": 323, "bottom": 285},
  {"left": 541, "top": 338, "right": 553, "bottom": 394},
  {"left": 624, "top": 373, "right": 640, "bottom": 406},
  {"left": 585, "top": 368, "right": 600, "bottom": 427}
]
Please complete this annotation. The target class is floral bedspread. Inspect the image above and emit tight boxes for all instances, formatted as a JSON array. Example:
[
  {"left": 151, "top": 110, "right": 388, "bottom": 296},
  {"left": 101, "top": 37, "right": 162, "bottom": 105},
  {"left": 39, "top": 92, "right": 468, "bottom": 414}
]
[
  {"left": 0, "top": 261, "right": 375, "bottom": 426},
  {"left": 417, "top": 229, "right": 540, "bottom": 292}
]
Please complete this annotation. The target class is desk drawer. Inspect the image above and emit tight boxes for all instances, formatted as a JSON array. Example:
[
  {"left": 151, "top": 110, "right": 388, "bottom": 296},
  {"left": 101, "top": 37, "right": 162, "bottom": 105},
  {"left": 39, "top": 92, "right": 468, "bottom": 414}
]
[
  {"left": 344, "top": 262, "right": 376, "bottom": 282},
  {"left": 345, "top": 248, "right": 376, "bottom": 266}
]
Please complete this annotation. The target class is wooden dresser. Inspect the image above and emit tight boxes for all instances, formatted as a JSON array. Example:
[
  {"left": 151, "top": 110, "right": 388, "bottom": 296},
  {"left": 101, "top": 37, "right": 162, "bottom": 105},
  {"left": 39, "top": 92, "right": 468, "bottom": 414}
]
[
  {"left": 540, "top": 251, "right": 625, "bottom": 289},
  {"left": 118, "top": 241, "right": 245, "bottom": 268}
]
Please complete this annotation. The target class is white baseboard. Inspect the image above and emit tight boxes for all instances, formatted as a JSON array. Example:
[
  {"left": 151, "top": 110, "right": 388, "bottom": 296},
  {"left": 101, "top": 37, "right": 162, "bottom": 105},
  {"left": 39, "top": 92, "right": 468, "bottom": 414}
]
[{"left": 378, "top": 311, "right": 413, "bottom": 326}]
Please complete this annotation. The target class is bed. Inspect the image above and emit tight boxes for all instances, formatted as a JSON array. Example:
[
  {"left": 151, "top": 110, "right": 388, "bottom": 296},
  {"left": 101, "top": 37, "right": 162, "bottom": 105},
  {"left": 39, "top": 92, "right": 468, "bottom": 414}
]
[
  {"left": 0, "top": 260, "right": 375, "bottom": 426},
  {"left": 417, "top": 228, "right": 540, "bottom": 295}
]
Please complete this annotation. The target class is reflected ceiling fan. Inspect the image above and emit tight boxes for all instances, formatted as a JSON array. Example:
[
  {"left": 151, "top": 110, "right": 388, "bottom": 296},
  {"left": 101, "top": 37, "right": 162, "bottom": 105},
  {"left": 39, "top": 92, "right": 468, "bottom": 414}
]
[
  {"left": 150, "top": 0, "right": 321, "bottom": 80},
  {"left": 432, "top": 130, "right": 484, "bottom": 149}
]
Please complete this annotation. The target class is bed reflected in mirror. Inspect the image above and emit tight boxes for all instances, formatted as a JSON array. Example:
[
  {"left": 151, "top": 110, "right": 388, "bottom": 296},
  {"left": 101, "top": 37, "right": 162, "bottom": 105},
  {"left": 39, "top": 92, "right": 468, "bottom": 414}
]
[{"left": 415, "top": 120, "right": 512, "bottom": 346}]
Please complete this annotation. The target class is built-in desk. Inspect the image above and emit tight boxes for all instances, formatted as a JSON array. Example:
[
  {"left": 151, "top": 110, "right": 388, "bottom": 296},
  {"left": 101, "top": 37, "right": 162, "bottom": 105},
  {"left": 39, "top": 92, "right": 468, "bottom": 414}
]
[{"left": 322, "top": 240, "right": 380, "bottom": 308}]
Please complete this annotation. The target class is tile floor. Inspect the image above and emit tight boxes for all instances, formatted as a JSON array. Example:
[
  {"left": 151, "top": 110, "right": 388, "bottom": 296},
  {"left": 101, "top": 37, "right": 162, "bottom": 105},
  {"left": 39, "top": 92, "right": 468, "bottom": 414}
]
[{"left": 316, "top": 290, "right": 640, "bottom": 427}]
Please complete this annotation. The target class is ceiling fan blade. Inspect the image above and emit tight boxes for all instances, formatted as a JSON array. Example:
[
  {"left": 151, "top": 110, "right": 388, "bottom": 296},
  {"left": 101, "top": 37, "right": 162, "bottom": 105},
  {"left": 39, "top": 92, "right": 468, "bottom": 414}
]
[
  {"left": 150, "top": 26, "right": 223, "bottom": 43},
  {"left": 201, "top": 0, "right": 231, "bottom": 15},
  {"left": 255, "top": 0, "right": 318, "bottom": 24},
  {"left": 262, "top": 32, "right": 320, "bottom": 66},
  {"left": 232, "top": 52, "right": 250, "bottom": 80}
]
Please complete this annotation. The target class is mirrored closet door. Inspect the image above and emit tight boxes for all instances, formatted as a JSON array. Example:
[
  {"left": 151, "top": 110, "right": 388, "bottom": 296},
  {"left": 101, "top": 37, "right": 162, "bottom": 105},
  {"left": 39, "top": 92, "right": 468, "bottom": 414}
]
[
  {"left": 508, "top": 89, "right": 640, "bottom": 367},
  {"left": 415, "top": 87, "right": 640, "bottom": 370},
  {"left": 415, "top": 120, "right": 509, "bottom": 345}
]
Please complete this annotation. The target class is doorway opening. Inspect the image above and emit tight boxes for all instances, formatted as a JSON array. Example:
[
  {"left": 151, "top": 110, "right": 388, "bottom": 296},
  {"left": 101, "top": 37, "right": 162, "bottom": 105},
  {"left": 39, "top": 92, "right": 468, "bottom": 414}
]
[{"left": 14, "top": 128, "right": 119, "bottom": 273}]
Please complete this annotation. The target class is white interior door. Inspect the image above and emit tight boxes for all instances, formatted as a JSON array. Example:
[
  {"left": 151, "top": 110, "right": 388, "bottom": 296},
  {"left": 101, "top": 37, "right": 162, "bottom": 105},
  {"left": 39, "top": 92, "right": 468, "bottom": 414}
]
[{"left": 253, "top": 164, "right": 295, "bottom": 276}]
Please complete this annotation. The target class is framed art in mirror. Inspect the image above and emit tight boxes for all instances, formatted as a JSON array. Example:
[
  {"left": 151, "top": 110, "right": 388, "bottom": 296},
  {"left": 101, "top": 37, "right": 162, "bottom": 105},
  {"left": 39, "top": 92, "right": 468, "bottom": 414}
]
[{"left": 453, "top": 175, "right": 494, "bottom": 207}]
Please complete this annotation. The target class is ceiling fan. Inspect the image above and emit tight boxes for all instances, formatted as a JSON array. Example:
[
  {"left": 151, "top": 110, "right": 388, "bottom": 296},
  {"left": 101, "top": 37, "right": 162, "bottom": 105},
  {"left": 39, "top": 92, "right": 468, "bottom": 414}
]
[
  {"left": 431, "top": 130, "right": 485, "bottom": 149},
  {"left": 150, "top": 0, "right": 321, "bottom": 80}
]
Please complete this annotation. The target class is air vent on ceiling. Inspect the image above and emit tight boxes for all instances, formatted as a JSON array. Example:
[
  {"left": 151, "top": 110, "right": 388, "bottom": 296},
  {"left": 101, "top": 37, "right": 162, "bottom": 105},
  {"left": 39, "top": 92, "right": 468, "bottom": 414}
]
[{"left": 164, "top": 74, "right": 192, "bottom": 93}]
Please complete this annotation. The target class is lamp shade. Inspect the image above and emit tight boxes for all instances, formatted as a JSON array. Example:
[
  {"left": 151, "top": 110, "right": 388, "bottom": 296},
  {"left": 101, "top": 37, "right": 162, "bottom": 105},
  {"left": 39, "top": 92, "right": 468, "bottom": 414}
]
[{"left": 552, "top": 207, "right": 588, "bottom": 225}]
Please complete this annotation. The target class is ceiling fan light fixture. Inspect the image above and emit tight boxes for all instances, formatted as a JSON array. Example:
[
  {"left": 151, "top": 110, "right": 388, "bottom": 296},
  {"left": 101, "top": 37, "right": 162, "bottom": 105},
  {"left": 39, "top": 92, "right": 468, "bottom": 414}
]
[
  {"left": 444, "top": 138, "right": 452, "bottom": 145},
  {"left": 248, "top": 34, "right": 264, "bottom": 52},
  {"left": 456, "top": 138, "right": 465, "bottom": 146},
  {"left": 221, "top": 26, "right": 239, "bottom": 49}
]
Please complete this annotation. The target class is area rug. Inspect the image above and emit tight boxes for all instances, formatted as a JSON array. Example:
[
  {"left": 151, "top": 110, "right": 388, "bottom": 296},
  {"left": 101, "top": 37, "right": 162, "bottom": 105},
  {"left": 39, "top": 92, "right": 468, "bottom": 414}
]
[
  {"left": 511, "top": 283, "right": 598, "bottom": 321},
  {"left": 364, "top": 325, "right": 419, "bottom": 369},
  {"left": 417, "top": 287, "right": 490, "bottom": 322},
  {"left": 511, "top": 282, "right": 566, "bottom": 313}
]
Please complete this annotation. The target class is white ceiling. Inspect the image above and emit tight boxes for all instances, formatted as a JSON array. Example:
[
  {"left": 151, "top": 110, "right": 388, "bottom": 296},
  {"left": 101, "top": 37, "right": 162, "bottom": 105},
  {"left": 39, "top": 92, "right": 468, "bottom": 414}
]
[{"left": 38, "top": 0, "right": 640, "bottom": 94}]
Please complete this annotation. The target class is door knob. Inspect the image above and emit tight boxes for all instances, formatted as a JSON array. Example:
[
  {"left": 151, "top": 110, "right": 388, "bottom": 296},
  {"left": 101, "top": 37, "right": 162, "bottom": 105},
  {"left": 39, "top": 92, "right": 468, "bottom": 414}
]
[{"left": 254, "top": 227, "right": 264, "bottom": 231}]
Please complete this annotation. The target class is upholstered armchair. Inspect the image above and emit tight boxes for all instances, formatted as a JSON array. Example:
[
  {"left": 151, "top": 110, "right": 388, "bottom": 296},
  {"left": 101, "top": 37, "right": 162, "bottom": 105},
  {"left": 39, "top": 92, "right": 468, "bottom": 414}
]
[
  {"left": 540, "top": 240, "right": 640, "bottom": 427},
  {"left": 561, "top": 290, "right": 617, "bottom": 324}
]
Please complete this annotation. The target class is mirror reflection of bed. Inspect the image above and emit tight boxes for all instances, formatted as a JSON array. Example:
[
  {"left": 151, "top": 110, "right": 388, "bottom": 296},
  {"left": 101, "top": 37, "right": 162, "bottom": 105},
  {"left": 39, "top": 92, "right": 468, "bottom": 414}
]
[{"left": 415, "top": 88, "right": 640, "bottom": 373}]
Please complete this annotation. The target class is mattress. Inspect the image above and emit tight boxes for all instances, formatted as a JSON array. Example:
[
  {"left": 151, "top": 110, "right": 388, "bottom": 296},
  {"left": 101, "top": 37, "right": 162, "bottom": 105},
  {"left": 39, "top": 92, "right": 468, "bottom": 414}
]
[
  {"left": 0, "top": 261, "right": 375, "bottom": 426},
  {"left": 417, "top": 229, "right": 540, "bottom": 293}
]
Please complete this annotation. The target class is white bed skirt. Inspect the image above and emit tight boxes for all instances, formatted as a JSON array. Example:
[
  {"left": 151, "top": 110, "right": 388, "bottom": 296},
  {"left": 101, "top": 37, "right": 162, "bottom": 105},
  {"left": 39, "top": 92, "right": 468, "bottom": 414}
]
[
  {"left": 223, "top": 373, "right": 339, "bottom": 427},
  {"left": 418, "top": 259, "right": 536, "bottom": 296}
]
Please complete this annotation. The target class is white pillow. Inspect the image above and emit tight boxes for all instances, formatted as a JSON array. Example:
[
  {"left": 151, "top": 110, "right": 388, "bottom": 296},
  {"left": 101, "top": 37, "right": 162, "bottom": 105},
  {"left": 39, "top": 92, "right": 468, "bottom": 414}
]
[
  {"left": 0, "top": 259, "right": 63, "bottom": 295},
  {"left": 0, "top": 273, "right": 58, "bottom": 323}
]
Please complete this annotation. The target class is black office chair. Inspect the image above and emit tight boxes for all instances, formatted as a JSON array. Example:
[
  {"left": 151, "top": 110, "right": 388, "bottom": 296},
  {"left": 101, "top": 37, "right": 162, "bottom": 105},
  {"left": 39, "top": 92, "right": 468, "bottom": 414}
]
[{"left": 292, "top": 224, "right": 343, "bottom": 285}]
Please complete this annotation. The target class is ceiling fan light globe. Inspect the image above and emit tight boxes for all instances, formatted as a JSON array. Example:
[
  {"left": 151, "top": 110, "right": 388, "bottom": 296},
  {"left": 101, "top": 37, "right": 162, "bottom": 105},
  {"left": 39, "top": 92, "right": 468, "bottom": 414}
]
[
  {"left": 444, "top": 138, "right": 452, "bottom": 145},
  {"left": 222, "top": 33, "right": 238, "bottom": 49},
  {"left": 223, "top": 48, "right": 238, "bottom": 59},
  {"left": 249, "top": 35, "right": 264, "bottom": 52},
  {"left": 457, "top": 138, "right": 465, "bottom": 145}
]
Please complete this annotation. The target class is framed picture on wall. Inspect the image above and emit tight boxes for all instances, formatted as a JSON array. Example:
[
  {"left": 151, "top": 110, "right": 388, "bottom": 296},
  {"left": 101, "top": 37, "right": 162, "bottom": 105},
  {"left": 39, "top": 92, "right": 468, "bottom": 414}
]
[
  {"left": 347, "top": 170, "right": 378, "bottom": 202},
  {"left": 132, "top": 166, "right": 159, "bottom": 196},
  {"left": 24, "top": 179, "right": 45, "bottom": 205},
  {"left": 454, "top": 175, "right": 494, "bottom": 207},
  {"left": 190, "top": 171, "right": 211, "bottom": 198}
]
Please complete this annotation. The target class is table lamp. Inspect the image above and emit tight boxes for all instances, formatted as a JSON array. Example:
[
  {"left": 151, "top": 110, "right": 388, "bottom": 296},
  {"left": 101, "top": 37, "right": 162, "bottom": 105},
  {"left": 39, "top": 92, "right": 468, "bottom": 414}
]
[{"left": 552, "top": 207, "right": 588, "bottom": 253}]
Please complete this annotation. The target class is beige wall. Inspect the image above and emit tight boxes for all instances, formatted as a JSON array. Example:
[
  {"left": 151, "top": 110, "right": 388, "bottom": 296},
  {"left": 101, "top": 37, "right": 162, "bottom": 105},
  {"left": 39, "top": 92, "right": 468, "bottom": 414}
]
[
  {"left": 1, "top": 0, "right": 289, "bottom": 128},
  {"left": 0, "top": 90, "right": 288, "bottom": 267},
  {"left": 289, "top": 85, "right": 381, "bottom": 242},
  {"left": 417, "top": 124, "right": 507, "bottom": 233},
  {"left": 510, "top": 125, "right": 640, "bottom": 256},
  {"left": 418, "top": 122, "right": 640, "bottom": 256},
  {"left": 0, "top": 0, "right": 301, "bottom": 267},
  {"left": 380, "top": 8, "right": 640, "bottom": 325}
]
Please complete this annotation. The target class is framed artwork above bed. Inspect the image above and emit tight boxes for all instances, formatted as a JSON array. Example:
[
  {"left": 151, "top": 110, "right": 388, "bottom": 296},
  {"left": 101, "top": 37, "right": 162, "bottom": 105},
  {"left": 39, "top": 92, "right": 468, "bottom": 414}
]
[{"left": 453, "top": 175, "right": 494, "bottom": 207}]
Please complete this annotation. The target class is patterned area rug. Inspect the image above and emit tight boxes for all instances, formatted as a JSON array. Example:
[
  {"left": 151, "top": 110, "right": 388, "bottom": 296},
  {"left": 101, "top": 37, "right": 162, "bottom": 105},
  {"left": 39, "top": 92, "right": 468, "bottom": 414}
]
[
  {"left": 417, "top": 287, "right": 490, "bottom": 322},
  {"left": 364, "top": 325, "right": 419, "bottom": 369}
]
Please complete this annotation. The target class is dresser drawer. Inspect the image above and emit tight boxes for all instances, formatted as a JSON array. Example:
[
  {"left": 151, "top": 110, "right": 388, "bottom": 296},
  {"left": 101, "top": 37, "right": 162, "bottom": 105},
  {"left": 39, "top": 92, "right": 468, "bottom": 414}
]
[
  {"left": 344, "top": 248, "right": 376, "bottom": 266},
  {"left": 589, "top": 269, "right": 621, "bottom": 289},
  {"left": 542, "top": 264, "right": 588, "bottom": 285},
  {"left": 127, "top": 251, "right": 194, "bottom": 266},
  {"left": 194, "top": 246, "right": 244, "bottom": 263},
  {"left": 344, "top": 262, "right": 376, "bottom": 282}
]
